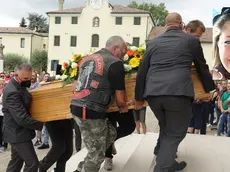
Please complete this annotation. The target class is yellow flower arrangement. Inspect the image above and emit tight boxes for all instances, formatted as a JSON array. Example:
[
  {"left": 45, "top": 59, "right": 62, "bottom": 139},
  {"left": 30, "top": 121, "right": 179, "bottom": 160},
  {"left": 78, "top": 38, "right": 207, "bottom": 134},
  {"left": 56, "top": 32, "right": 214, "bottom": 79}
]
[
  {"left": 60, "top": 45, "right": 146, "bottom": 85},
  {"left": 72, "top": 54, "right": 82, "bottom": 61},
  {"left": 133, "top": 52, "right": 143, "bottom": 60},
  {"left": 60, "top": 54, "right": 84, "bottom": 86},
  {"left": 70, "top": 68, "right": 77, "bottom": 78},
  {"left": 129, "top": 57, "right": 140, "bottom": 68},
  {"left": 123, "top": 45, "right": 145, "bottom": 74}
]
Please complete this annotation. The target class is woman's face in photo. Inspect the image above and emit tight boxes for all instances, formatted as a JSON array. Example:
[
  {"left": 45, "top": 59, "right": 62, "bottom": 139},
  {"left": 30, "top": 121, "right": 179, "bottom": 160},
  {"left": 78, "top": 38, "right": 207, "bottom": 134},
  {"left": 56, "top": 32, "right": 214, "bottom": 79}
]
[{"left": 218, "top": 21, "right": 230, "bottom": 72}]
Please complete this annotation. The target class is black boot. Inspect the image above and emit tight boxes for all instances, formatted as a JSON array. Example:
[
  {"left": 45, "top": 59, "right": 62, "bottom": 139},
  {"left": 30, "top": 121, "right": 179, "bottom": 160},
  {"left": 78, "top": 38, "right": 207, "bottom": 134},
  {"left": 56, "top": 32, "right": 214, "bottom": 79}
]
[{"left": 169, "top": 161, "right": 187, "bottom": 172}]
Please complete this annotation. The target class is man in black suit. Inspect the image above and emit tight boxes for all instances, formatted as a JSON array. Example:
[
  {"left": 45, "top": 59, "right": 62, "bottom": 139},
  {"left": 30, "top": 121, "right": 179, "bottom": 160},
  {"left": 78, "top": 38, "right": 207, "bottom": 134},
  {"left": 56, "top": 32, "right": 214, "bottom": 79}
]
[
  {"left": 134, "top": 13, "right": 216, "bottom": 172},
  {"left": 2, "top": 62, "right": 43, "bottom": 172}
]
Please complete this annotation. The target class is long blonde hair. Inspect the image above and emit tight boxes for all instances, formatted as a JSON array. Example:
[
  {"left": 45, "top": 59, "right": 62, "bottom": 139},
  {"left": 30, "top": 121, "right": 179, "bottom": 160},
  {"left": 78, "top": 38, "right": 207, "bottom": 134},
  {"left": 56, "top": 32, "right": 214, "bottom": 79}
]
[{"left": 213, "top": 13, "right": 230, "bottom": 78}]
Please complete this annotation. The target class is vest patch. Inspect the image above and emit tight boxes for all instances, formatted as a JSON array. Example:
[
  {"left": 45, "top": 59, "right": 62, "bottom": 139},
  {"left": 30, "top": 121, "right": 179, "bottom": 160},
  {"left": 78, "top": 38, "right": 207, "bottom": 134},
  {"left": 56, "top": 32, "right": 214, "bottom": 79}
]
[
  {"left": 79, "top": 54, "right": 103, "bottom": 75},
  {"left": 90, "top": 80, "right": 99, "bottom": 89},
  {"left": 73, "top": 88, "right": 90, "bottom": 98}
]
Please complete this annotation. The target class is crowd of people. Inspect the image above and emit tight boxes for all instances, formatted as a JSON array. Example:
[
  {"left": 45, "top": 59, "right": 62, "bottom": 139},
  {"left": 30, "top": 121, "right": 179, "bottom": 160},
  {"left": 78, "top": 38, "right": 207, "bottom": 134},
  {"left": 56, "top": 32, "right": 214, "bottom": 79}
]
[{"left": 1, "top": 10, "right": 230, "bottom": 172}]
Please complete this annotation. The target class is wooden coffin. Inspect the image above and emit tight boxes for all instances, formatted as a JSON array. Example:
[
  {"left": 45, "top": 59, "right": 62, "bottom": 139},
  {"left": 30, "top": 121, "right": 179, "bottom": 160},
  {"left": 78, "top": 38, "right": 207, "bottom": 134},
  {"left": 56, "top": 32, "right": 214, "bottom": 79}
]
[{"left": 30, "top": 65, "right": 210, "bottom": 122}]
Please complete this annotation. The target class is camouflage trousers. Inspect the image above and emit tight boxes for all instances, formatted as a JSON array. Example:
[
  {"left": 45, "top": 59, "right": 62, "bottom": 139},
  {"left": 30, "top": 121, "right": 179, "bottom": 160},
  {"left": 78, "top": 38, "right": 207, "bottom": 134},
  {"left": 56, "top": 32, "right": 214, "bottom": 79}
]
[{"left": 73, "top": 116, "right": 117, "bottom": 172}]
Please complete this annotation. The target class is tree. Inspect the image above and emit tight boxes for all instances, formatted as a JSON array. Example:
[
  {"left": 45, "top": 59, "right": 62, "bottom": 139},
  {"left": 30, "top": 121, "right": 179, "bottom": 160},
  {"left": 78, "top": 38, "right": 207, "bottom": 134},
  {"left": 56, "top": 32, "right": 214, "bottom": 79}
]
[
  {"left": 4, "top": 53, "right": 28, "bottom": 72},
  {"left": 128, "top": 1, "right": 169, "bottom": 26},
  {"left": 31, "top": 50, "right": 48, "bottom": 72},
  {"left": 19, "top": 17, "right": 27, "bottom": 28},
  {"left": 27, "top": 13, "right": 49, "bottom": 33}
]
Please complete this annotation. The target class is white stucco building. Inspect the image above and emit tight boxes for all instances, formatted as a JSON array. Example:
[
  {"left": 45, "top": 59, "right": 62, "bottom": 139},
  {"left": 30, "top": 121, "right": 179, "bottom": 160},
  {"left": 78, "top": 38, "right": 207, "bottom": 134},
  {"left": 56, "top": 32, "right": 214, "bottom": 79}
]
[
  {"left": 47, "top": 0, "right": 154, "bottom": 72},
  {"left": 0, "top": 27, "right": 48, "bottom": 58}
]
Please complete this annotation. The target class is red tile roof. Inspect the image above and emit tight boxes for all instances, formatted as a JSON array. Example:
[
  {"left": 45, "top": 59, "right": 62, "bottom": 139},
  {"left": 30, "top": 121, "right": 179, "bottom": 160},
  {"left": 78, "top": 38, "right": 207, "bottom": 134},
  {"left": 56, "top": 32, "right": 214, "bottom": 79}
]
[
  {"left": 47, "top": 5, "right": 150, "bottom": 14},
  {"left": 0, "top": 27, "right": 48, "bottom": 37}
]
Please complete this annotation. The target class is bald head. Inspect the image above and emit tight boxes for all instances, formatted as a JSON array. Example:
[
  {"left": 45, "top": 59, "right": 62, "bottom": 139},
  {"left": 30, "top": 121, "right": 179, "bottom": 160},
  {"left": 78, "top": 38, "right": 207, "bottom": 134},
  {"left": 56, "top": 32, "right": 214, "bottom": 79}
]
[
  {"left": 165, "top": 12, "right": 183, "bottom": 28},
  {"left": 105, "top": 36, "right": 127, "bottom": 59}
]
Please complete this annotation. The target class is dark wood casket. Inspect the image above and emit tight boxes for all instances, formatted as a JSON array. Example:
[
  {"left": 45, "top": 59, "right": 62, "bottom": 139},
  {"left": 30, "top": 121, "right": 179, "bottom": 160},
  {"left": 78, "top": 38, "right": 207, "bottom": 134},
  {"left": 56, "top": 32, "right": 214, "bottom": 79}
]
[{"left": 29, "top": 65, "right": 211, "bottom": 122}]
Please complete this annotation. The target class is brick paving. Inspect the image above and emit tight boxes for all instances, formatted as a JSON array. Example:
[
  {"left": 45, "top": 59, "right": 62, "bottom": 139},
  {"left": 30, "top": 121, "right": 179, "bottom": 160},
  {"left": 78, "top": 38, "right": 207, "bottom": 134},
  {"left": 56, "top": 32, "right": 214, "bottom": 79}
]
[{"left": 0, "top": 107, "right": 217, "bottom": 172}]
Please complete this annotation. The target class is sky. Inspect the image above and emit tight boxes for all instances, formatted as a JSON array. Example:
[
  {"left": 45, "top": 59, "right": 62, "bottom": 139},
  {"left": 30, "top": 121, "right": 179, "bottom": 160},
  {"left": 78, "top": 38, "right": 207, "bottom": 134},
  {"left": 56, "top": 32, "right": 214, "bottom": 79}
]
[{"left": 0, "top": 0, "right": 229, "bottom": 27}]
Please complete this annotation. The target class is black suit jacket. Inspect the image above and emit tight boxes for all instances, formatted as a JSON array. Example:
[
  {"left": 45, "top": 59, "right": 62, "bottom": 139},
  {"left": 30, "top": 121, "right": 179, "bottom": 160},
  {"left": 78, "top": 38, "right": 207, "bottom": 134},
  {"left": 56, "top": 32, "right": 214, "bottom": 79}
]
[
  {"left": 2, "top": 78, "right": 43, "bottom": 143},
  {"left": 135, "top": 27, "right": 216, "bottom": 101}
]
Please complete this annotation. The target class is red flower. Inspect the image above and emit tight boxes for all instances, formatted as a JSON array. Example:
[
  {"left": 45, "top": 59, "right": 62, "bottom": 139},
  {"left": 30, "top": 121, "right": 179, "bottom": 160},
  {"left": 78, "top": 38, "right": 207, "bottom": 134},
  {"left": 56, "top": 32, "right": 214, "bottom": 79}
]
[{"left": 127, "top": 50, "right": 135, "bottom": 57}]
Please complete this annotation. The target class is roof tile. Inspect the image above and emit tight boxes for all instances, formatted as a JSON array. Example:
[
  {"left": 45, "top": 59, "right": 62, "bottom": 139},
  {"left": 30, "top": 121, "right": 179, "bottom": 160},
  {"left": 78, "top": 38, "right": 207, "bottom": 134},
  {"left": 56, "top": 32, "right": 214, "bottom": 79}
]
[
  {"left": 0, "top": 27, "right": 48, "bottom": 37},
  {"left": 47, "top": 5, "right": 149, "bottom": 14}
]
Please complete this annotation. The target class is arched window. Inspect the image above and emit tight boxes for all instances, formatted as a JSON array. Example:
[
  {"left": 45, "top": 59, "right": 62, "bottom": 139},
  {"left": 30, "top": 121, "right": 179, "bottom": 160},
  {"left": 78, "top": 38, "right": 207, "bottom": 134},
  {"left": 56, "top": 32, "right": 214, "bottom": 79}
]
[
  {"left": 91, "top": 34, "right": 99, "bottom": 47},
  {"left": 93, "top": 17, "right": 100, "bottom": 27}
]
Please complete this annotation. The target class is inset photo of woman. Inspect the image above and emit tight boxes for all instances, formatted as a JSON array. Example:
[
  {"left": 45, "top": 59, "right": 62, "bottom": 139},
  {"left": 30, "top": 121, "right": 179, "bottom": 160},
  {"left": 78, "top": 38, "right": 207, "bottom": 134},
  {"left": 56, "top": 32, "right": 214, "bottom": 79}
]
[{"left": 212, "top": 7, "right": 230, "bottom": 80}]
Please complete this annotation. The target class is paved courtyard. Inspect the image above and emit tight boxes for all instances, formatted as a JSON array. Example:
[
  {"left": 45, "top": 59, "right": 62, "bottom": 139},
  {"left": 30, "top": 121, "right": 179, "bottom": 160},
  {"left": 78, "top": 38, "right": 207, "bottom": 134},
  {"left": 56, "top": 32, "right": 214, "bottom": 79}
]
[{"left": 0, "top": 107, "right": 217, "bottom": 172}]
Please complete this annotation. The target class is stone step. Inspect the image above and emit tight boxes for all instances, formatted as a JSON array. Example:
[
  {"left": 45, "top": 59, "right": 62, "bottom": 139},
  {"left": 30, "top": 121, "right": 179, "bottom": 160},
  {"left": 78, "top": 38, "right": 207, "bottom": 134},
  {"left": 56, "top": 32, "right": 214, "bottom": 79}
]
[{"left": 66, "top": 133, "right": 230, "bottom": 172}]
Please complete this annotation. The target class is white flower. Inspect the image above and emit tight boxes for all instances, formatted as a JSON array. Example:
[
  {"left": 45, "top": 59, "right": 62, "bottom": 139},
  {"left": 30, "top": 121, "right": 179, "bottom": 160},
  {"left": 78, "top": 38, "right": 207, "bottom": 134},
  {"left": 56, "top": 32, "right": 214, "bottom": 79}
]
[
  {"left": 140, "top": 44, "right": 146, "bottom": 49},
  {"left": 123, "top": 54, "right": 129, "bottom": 61},
  {"left": 71, "top": 62, "right": 78, "bottom": 69},
  {"left": 124, "top": 64, "right": 132, "bottom": 72},
  {"left": 61, "top": 75, "right": 68, "bottom": 81},
  {"left": 130, "top": 46, "right": 138, "bottom": 51},
  {"left": 83, "top": 52, "right": 89, "bottom": 56},
  {"left": 55, "top": 75, "right": 61, "bottom": 80}
]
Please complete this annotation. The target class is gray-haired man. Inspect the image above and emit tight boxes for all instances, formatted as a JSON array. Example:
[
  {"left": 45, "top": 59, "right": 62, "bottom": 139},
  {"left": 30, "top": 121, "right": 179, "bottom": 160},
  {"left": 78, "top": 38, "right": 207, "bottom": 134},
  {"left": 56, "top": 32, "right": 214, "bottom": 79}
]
[
  {"left": 3, "top": 62, "right": 43, "bottom": 172},
  {"left": 71, "top": 36, "right": 129, "bottom": 172}
]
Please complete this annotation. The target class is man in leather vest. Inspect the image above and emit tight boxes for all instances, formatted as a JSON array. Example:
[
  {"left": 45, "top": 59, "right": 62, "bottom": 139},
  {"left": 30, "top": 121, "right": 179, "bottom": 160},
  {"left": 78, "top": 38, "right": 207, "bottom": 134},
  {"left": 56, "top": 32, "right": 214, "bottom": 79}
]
[{"left": 71, "top": 36, "right": 129, "bottom": 172}]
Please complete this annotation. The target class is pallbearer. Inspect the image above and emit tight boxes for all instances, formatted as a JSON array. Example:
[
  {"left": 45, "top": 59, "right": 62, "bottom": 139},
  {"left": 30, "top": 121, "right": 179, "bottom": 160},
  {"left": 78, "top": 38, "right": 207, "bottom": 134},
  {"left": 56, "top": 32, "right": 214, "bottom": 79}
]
[
  {"left": 134, "top": 13, "right": 216, "bottom": 172},
  {"left": 71, "top": 36, "right": 129, "bottom": 172},
  {"left": 3, "top": 62, "right": 43, "bottom": 172}
]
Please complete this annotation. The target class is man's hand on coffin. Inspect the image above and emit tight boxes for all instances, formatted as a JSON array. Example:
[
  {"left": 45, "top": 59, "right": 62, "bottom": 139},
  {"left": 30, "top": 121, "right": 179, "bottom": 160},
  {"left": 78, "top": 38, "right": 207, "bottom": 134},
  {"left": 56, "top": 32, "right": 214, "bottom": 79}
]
[
  {"left": 119, "top": 105, "right": 128, "bottom": 113},
  {"left": 134, "top": 100, "right": 145, "bottom": 110},
  {"left": 127, "top": 99, "right": 135, "bottom": 106},
  {"left": 201, "top": 96, "right": 211, "bottom": 102}
]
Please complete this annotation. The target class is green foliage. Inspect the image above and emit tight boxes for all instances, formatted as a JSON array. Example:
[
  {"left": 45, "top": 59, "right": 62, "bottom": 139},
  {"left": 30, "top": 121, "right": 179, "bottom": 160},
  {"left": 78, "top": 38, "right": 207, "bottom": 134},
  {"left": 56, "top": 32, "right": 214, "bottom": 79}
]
[
  {"left": 128, "top": 1, "right": 169, "bottom": 26},
  {"left": 19, "top": 17, "right": 27, "bottom": 28},
  {"left": 62, "top": 77, "right": 74, "bottom": 87},
  {"left": 4, "top": 53, "right": 28, "bottom": 72},
  {"left": 31, "top": 50, "right": 48, "bottom": 73},
  {"left": 27, "top": 13, "right": 49, "bottom": 33}
]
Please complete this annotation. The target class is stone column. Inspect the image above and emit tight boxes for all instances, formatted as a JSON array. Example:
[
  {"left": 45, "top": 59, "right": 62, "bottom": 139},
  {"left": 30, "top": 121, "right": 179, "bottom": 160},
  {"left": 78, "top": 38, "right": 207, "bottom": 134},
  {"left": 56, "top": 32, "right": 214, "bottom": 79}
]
[{"left": 0, "top": 44, "right": 5, "bottom": 73}]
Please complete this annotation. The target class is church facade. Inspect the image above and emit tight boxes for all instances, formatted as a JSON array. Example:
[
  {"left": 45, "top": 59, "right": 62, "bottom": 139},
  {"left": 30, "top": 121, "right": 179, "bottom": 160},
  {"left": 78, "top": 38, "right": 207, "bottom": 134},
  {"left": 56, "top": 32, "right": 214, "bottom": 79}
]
[{"left": 47, "top": 0, "right": 154, "bottom": 72}]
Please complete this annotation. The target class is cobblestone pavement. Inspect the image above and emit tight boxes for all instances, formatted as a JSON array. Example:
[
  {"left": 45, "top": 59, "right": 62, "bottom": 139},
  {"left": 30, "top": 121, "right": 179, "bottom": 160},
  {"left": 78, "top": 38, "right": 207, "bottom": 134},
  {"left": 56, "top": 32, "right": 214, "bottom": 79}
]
[{"left": 0, "top": 107, "right": 217, "bottom": 172}]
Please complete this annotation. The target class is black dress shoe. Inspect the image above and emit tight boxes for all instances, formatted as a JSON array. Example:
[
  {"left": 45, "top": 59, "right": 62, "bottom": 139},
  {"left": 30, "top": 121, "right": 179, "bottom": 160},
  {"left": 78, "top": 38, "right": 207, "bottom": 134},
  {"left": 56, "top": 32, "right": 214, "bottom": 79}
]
[
  {"left": 38, "top": 144, "right": 49, "bottom": 150},
  {"left": 170, "top": 161, "right": 187, "bottom": 171}
]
